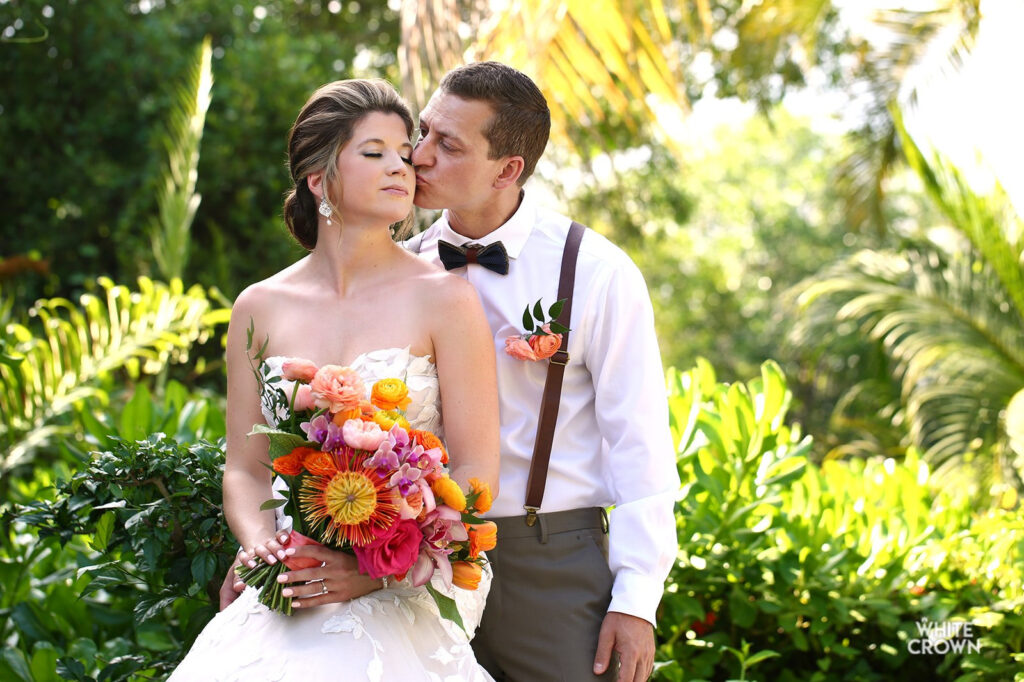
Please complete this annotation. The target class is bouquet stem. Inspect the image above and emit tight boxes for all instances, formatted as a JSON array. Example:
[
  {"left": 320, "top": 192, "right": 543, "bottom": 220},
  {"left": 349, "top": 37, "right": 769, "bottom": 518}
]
[{"left": 236, "top": 560, "right": 297, "bottom": 615}]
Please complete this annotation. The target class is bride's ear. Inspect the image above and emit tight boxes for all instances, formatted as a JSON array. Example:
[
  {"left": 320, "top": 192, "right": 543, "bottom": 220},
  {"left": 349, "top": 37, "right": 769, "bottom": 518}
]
[{"left": 306, "top": 171, "right": 325, "bottom": 199}]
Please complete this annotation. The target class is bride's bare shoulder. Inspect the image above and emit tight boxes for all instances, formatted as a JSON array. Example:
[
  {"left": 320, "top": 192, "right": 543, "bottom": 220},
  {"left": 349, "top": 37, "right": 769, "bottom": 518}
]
[{"left": 231, "top": 260, "right": 312, "bottom": 319}]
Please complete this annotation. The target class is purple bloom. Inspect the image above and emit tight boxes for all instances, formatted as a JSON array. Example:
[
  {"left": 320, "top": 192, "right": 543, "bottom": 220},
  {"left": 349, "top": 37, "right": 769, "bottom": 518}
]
[
  {"left": 301, "top": 414, "right": 331, "bottom": 445},
  {"left": 389, "top": 463, "right": 422, "bottom": 497}
]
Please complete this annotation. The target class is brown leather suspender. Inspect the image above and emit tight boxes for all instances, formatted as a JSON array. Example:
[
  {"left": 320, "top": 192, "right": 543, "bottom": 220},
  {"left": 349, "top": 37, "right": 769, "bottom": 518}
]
[{"left": 524, "top": 221, "right": 585, "bottom": 526}]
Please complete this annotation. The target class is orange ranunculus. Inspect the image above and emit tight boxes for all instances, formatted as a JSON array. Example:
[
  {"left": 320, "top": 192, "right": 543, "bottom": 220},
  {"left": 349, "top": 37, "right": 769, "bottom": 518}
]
[
  {"left": 303, "top": 450, "right": 338, "bottom": 476},
  {"left": 452, "top": 561, "right": 483, "bottom": 590},
  {"left": 468, "top": 477, "right": 492, "bottom": 513},
  {"left": 528, "top": 325, "right": 562, "bottom": 360},
  {"left": 310, "top": 365, "right": 364, "bottom": 414},
  {"left": 468, "top": 521, "right": 498, "bottom": 559},
  {"left": 411, "top": 429, "right": 448, "bottom": 464},
  {"left": 372, "top": 409, "right": 410, "bottom": 431},
  {"left": 272, "top": 447, "right": 311, "bottom": 476},
  {"left": 371, "top": 378, "right": 412, "bottom": 411},
  {"left": 332, "top": 406, "right": 362, "bottom": 425},
  {"left": 431, "top": 476, "right": 467, "bottom": 512}
]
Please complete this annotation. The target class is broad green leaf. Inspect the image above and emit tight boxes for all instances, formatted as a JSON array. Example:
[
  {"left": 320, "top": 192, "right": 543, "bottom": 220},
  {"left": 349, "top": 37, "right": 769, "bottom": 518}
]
[
  {"left": 90, "top": 511, "right": 115, "bottom": 552},
  {"left": 424, "top": 582, "right": 467, "bottom": 636}
]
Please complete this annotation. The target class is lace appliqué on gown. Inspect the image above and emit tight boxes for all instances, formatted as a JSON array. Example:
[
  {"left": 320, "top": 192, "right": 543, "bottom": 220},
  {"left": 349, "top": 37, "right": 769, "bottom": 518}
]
[{"left": 170, "top": 348, "right": 493, "bottom": 682}]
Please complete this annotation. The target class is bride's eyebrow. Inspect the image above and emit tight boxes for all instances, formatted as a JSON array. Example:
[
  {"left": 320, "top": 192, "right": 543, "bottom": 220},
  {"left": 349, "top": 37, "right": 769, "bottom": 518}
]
[{"left": 357, "top": 138, "right": 414, "bottom": 152}]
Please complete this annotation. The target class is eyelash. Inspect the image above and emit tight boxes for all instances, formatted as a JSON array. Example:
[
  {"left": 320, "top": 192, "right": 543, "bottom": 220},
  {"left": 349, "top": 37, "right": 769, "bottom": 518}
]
[{"left": 364, "top": 152, "right": 414, "bottom": 165}]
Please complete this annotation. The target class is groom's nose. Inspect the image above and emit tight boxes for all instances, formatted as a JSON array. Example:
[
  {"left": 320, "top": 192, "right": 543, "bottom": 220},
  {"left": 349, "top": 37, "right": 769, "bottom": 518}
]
[{"left": 411, "top": 138, "right": 431, "bottom": 168}]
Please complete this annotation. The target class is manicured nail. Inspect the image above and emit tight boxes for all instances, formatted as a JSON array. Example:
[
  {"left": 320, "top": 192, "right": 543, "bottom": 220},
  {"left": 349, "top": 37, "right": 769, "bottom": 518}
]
[
  {"left": 279, "top": 535, "right": 288, "bottom": 543},
  {"left": 266, "top": 555, "right": 276, "bottom": 565},
  {"left": 285, "top": 548, "right": 295, "bottom": 555},
  {"left": 282, "top": 588, "right": 293, "bottom": 597},
  {"left": 277, "top": 574, "right": 290, "bottom": 583},
  {"left": 276, "top": 550, "right": 286, "bottom": 559},
  {"left": 594, "top": 663, "right": 605, "bottom": 673},
  {"left": 247, "top": 560, "right": 257, "bottom": 568},
  {"left": 291, "top": 601, "right": 303, "bottom": 608}
]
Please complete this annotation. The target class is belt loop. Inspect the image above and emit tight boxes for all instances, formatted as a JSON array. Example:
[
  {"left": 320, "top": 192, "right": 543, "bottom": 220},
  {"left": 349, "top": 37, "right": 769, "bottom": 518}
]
[
  {"left": 600, "top": 507, "right": 609, "bottom": 534},
  {"left": 538, "top": 513, "right": 549, "bottom": 544}
]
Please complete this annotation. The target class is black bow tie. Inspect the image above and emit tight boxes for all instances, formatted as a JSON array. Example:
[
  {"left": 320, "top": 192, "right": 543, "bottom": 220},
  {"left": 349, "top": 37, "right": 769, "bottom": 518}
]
[{"left": 437, "top": 239, "right": 509, "bottom": 275}]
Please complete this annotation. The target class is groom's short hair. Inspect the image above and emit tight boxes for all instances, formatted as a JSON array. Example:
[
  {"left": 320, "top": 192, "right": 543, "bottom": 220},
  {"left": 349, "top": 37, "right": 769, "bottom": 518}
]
[{"left": 439, "top": 61, "right": 550, "bottom": 185}]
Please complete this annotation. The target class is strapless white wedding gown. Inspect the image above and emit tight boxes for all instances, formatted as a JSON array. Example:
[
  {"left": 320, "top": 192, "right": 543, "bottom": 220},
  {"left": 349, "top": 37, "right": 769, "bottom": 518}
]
[{"left": 170, "top": 348, "right": 493, "bottom": 682}]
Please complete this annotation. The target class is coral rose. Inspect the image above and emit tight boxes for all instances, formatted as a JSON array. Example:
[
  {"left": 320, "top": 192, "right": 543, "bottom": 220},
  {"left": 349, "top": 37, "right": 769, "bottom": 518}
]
[
  {"left": 310, "top": 365, "right": 365, "bottom": 414},
  {"left": 504, "top": 336, "right": 538, "bottom": 361},
  {"left": 281, "top": 530, "right": 324, "bottom": 571},
  {"left": 302, "top": 450, "right": 338, "bottom": 476},
  {"left": 352, "top": 519, "right": 423, "bottom": 579},
  {"left": 528, "top": 325, "right": 562, "bottom": 360},
  {"left": 452, "top": 561, "right": 483, "bottom": 590},
  {"left": 371, "top": 378, "right": 412, "bottom": 411},
  {"left": 281, "top": 357, "right": 319, "bottom": 383},
  {"left": 432, "top": 476, "right": 467, "bottom": 512},
  {"left": 468, "top": 477, "right": 492, "bottom": 513},
  {"left": 468, "top": 521, "right": 497, "bottom": 559}
]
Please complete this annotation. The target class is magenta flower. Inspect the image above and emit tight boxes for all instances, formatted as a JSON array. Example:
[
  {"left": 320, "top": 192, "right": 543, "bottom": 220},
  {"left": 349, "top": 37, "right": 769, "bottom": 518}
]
[{"left": 389, "top": 463, "right": 422, "bottom": 497}]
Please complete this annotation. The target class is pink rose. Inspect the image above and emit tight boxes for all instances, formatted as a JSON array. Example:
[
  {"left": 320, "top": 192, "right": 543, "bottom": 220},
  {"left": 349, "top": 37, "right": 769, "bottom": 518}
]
[
  {"left": 309, "top": 365, "right": 365, "bottom": 414},
  {"left": 292, "top": 384, "right": 316, "bottom": 412},
  {"left": 504, "top": 336, "right": 538, "bottom": 361},
  {"left": 528, "top": 325, "right": 562, "bottom": 360},
  {"left": 353, "top": 519, "right": 423, "bottom": 579},
  {"left": 281, "top": 357, "right": 319, "bottom": 383},
  {"left": 342, "top": 419, "right": 386, "bottom": 451}
]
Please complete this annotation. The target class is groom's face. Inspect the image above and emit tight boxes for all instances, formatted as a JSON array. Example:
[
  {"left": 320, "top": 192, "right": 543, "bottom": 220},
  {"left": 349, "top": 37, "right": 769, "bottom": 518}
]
[{"left": 412, "top": 92, "right": 507, "bottom": 212}]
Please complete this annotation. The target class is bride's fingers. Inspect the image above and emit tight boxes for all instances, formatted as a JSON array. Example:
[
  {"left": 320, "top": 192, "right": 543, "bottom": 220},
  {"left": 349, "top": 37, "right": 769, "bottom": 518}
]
[{"left": 280, "top": 579, "right": 327, "bottom": 600}]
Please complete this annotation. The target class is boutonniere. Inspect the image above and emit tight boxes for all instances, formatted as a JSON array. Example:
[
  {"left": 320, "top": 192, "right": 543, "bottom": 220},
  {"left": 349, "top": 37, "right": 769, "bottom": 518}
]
[{"left": 504, "top": 298, "right": 570, "bottom": 362}]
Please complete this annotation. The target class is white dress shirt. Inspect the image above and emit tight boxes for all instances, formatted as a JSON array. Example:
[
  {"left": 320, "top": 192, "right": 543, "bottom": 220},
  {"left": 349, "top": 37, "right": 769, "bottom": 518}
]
[{"left": 407, "top": 191, "right": 680, "bottom": 626}]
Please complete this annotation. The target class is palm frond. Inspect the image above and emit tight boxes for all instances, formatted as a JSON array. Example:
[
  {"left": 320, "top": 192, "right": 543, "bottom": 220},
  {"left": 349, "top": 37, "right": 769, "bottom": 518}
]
[
  {"left": 399, "top": 0, "right": 689, "bottom": 158},
  {"left": 150, "top": 36, "right": 214, "bottom": 281},
  {"left": 0, "top": 277, "right": 230, "bottom": 472}
]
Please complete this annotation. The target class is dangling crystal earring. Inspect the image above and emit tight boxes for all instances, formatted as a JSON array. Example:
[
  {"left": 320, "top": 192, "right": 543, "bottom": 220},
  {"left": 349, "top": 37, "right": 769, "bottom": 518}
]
[{"left": 318, "top": 195, "right": 333, "bottom": 225}]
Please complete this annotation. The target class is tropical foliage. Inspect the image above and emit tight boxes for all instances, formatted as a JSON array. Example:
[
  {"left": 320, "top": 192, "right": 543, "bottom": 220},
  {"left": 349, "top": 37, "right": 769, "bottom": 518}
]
[{"left": 656, "top": 360, "right": 1024, "bottom": 681}]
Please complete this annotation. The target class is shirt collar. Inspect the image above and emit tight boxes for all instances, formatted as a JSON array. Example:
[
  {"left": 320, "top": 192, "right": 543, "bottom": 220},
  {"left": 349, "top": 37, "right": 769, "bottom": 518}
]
[{"left": 436, "top": 190, "right": 537, "bottom": 260}]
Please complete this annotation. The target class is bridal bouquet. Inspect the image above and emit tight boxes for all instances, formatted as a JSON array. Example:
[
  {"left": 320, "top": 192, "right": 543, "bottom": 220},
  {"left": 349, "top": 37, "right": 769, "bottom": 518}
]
[{"left": 237, "top": 325, "right": 495, "bottom": 626}]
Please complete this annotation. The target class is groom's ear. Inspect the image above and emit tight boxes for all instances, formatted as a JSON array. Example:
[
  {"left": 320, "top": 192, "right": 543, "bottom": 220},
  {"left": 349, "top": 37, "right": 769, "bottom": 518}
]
[{"left": 492, "top": 156, "right": 525, "bottom": 190}]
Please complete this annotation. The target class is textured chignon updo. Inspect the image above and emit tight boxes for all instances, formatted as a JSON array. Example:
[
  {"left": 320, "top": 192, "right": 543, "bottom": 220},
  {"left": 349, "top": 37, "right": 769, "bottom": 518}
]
[{"left": 282, "top": 79, "right": 414, "bottom": 250}]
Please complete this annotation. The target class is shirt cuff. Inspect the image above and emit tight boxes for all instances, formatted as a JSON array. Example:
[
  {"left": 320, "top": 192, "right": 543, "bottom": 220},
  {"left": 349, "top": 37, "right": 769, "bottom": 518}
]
[{"left": 608, "top": 570, "right": 668, "bottom": 627}]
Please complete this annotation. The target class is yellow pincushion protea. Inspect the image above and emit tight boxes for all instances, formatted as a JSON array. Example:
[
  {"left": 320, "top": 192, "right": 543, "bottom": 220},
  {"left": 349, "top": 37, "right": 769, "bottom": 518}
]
[
  {"left": 432, "top": 476, "right": 467, "bottom": 512},
  {"left": 371, "top": 378, "right": 412, "bottom": 411}
]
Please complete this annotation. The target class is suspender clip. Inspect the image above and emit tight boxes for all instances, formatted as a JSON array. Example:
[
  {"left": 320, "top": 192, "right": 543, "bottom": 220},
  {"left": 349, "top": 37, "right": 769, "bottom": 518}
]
[{"left": 524, "top": 506, "right": 539, "bottom": 527}]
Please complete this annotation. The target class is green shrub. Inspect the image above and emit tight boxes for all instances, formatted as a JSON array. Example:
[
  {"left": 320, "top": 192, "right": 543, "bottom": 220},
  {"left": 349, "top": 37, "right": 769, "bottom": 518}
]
[{"left": 656, "top": 360, "right": 1024, "bottom": 681}]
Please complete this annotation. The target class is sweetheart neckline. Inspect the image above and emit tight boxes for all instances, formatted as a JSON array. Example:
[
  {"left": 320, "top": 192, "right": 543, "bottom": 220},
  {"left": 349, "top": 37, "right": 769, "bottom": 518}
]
[{"left": 262, "top": 346, "right": 435, "bottom": 368}]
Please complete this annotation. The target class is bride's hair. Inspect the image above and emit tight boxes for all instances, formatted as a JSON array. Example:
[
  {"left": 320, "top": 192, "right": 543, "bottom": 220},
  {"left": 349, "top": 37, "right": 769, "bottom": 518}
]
[{"left": 283, "top": 79, "right": 414, "bottom": 250}]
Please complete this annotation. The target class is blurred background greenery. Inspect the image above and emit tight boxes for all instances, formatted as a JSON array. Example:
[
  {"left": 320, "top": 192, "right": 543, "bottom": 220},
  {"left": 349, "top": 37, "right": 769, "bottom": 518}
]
[{"left": 1, "top": 0, "right": 1021, "bottom": 679}]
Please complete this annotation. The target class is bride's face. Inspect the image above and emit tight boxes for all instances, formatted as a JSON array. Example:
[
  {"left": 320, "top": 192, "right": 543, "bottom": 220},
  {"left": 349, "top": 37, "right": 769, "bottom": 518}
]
[{"left": 331, "top": 112, "right": 415, "bottom": 227}]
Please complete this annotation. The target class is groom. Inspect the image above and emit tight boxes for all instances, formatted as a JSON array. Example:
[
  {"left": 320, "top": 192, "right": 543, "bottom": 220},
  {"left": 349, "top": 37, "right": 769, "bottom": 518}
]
[
  {"left": 406, "top": 62, "right": 679, "bottom": 682},
  {"left": 222, "top": 62, "right": 679, "bottom": 681}
]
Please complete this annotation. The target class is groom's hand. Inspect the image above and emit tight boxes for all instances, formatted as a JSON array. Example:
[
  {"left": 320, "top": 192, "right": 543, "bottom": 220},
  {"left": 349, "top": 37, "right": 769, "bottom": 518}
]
[
  {"left": 593, "top": 611, "right": 654, "bottom": 682},
  {"left": 219, "top": 555, "right": 245, "bottom": 610}
]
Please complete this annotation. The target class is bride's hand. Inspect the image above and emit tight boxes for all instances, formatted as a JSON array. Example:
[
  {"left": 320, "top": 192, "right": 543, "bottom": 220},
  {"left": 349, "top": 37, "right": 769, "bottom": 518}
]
[
  {"left": 276, "top": 544, "right": 385, "bottom": 608},
  {"left": 238, "top": 532, "right": 293, "bottom": 569}
]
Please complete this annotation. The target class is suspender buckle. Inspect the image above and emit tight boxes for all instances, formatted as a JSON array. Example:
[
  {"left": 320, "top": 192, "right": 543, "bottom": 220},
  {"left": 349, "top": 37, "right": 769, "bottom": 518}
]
[
  {"left": 524, "top": 506, "right": 539, "bottom": 527},
  {"left": 549, "top": 350, "right": 569, "bottom": 366}
]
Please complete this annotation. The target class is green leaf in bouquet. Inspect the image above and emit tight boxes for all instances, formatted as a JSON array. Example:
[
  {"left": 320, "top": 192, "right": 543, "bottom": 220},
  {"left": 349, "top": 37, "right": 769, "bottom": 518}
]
[
  {"left": 249, "top": 424, "right": 313, "bottom": 459},
  {"left": 425, "top": 582, "right": 467, "bottom": 636},
  {"left": 548, "top": 322, "right": 569, "bottom": 334},
  {"left": 259, "top": 498, "right": 288, "bottom": 511},
  {"left": 461, "top": 512, "right": 489, "bottom": 524},
  {"left": 532, "top": 299, "right": 545, "bottom": 322}
]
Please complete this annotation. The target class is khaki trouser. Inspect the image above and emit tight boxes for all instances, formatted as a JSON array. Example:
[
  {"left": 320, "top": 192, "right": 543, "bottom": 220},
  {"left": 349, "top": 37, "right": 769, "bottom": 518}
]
[{"left": 471, "top": 507, "right": 616, "bottom": 681}]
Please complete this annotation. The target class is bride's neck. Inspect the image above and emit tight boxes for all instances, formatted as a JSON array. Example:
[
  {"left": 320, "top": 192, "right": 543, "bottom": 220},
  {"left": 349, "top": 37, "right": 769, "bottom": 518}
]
[{"left": 307, "top": 221, "right": 401, "bottom": 296}]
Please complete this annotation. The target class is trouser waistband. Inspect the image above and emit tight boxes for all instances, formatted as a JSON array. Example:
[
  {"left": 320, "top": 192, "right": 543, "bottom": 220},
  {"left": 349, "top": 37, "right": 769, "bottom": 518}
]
[{"left": 489, "top": 506, "right": 608, "bottom": 542}]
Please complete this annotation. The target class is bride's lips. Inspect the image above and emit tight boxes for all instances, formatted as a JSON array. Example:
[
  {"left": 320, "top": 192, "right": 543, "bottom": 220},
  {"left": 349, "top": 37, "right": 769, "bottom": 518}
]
[{"left": 382, "top": 185, "right": 409, "bottom": 196}]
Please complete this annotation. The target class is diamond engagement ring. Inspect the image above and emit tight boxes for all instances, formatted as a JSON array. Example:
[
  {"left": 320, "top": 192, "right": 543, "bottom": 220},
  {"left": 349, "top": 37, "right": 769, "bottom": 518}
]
[{"left": 318, "top": 583, "right": 328, "bottom": 596}]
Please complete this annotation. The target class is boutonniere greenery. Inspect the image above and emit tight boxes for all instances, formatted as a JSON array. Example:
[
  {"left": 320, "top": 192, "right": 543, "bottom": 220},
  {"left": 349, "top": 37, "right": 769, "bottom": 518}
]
[{"left": 504, "top": 298, "right": 570, "bottom": 362}]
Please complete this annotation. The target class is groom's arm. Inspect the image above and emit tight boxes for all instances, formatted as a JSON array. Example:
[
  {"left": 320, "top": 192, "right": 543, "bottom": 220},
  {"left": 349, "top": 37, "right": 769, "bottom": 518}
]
[{"left": 584, "top": 253, "right": 679, "bottom": 680}]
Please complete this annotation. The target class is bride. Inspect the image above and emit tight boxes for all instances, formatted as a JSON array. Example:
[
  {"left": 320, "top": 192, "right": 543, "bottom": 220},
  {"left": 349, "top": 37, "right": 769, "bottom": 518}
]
[{"left": 170, "top": 79, "right": 500, "bottom": 681}]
